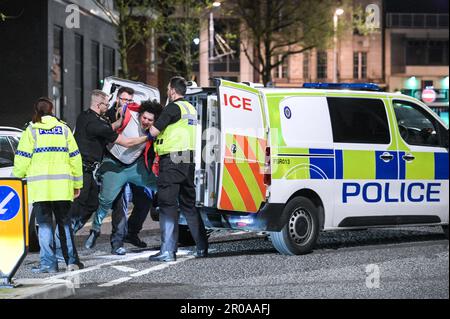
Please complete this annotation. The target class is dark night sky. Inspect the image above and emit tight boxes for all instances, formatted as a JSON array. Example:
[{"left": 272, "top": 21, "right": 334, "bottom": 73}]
[{"left": 385, "top": 0, "right": 449, "bottom": 13}]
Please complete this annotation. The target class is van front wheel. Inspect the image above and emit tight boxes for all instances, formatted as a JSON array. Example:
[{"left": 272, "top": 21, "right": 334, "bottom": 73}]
[
  {"left": 443, "top": 225, "right": 449, "bottom": 240},
  {"left": 270, "top": 197, "right": 320, "bottom": 255}
]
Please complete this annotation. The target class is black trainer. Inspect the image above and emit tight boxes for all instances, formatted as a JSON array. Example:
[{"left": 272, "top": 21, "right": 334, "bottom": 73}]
[
  {"left": 194, "top": 249, "right": 208, "bottom": 258},
  {"left": 124, "top": 235, "right": 147, "bottom": 248}
]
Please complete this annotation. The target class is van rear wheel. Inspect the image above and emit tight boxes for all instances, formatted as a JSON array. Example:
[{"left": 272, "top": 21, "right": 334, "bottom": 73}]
[
  {"left": 178, "top": 224, "right": 196, "bottom": 247},
  {"left": 443, "top": 225, "right": 449, "bottom": 240},
  {"left": 270, "top": 196, "right": 320, "bottom": 255}
]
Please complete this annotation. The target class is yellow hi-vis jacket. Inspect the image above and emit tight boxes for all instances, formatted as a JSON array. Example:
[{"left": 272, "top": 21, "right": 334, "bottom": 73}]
[
  {"left": 154, "top": 100, "right": 197, "bottom": 156},
  {"left": 13, "top": 116, "right": 83, "bottom": 202}
]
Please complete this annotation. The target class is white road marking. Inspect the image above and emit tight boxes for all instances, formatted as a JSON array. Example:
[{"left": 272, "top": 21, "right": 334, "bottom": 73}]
[
  {"left": 43, "top": 250, "right": 159, "bottom": 281},
  {"left": 98, "top": 277, "right": 132, "bottom": 287},
  {"left": 43, "top": 248, "right": 214, "bottom": 288},
  {"left": 130, "top": 256, "right": 195, "bottom": 278},
  {"left": 112, "top": 266, "right": 138, "bottom": 273},
  {"left": 98, "top": 255, "right": 195, "bottom": 287}
]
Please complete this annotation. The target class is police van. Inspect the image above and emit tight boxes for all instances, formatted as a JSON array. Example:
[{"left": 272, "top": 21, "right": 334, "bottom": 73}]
[{"left": 104, "top": 77, "right": 449, "bottom": 255}]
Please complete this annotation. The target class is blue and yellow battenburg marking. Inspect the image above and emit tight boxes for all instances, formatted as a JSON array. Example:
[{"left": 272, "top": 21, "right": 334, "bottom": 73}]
[
  {"left": 272, "top": 148, "right": 448, "bottom": 204},
  {"left": 273, "top": 148, "right": 448, "bottom": 181}
]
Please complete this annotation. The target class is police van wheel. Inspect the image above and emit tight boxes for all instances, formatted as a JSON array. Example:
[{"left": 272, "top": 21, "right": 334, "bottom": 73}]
[
  {"left": 178, "top": 225, "right": 213, "bottom": 247},
  {"left": 270, "top": 197, "right": 319, "bottom": 255},
  {"left": 178, "top": 225, "right": 196, "bottom": 247},
  {"left": 443, "top": 225, "right": 449, "bottom": 240},
  {"left": 150, "top": 206, "right": 159, "bottom": 222},
  {"left": 28, "top": 212, "right": 40, "bottom": 252}
]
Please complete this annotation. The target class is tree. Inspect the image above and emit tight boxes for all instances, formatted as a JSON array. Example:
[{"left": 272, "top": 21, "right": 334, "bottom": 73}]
[
  {"left": 156, "top": 0, "right": 212, "bottom": 80},
  {"left": 93, "top": 0, "right": 161, "bottom": 78},
  {"left": 229, "top": 0, "right": 349, "bottom": 86},
  {"left": 0, "top": 5, "right": 24, "bottom": 23},
  {"left": 92, "top": 0, "right": 210, "bottom": 81}
]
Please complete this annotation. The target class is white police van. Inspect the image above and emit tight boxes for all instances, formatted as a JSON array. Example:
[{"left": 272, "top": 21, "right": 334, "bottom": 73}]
[{"left": 104, "top": 78, "right": 449, "bottom": 255}]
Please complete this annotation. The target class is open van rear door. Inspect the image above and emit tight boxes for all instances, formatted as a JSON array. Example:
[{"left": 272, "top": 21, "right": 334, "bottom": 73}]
[
  {"left": 102, "top": 76, "right": 160, "bottom": 105},
  {"left": 216, "top": 80, "right": 267, "bottom": 213}
]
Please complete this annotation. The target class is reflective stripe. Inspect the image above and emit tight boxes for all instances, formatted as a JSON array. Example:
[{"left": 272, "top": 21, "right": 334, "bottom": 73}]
[
  {"left": 27, "top": 174, "right": 83, "bottom": 182},
  {"left": 15, "top": 150, "right": 32, "bottom": 158},
  {"left": 31, "top": 128, "right": 37, "bottom": 149},
  {"left": 181, "top": 114, "right": 198, "bottom": 125},
  {"left": 34, "top": 147, "right": 69, "bottom": 153},
  {"left": 69, "top": 150, "right": 80, "bottom": 157},
  {"left": 178, "top": 101, "right": 191, "bottom": 115},
  {"left": 63, "top": 126, "right": 69, "bottom": 149}
]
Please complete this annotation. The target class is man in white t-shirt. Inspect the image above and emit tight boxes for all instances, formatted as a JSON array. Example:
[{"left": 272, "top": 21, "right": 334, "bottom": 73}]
[{"left": 84, "top": 100, "right": 161, "bottom": 253}]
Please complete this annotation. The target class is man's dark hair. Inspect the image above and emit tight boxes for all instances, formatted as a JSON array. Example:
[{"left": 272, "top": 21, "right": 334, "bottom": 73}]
[
  {"left": 169, "top": 76, "right": 187, "bottom": 96},
  {"left": 139, "top": 99, "right": 162, "bottom": 120},
  {"left": 117, "top": 86, "right": 134, "bottom": 97}
]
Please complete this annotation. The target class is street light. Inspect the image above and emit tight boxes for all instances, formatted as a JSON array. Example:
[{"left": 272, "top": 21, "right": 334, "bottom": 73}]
[
  {"left": 209, "top": 2, "right": 221, "bottom": 59},
  {"left": 333, "top": 8, "right": 344, "bottom": 83}
]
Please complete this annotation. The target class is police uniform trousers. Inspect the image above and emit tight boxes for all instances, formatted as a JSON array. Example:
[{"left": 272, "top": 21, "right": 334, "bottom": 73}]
[
  {"left": 157, "top": 154, "right": 207, "bottom": 253},
  {"left": 70, "top": 168, "right": 99, "bottom": 233}
]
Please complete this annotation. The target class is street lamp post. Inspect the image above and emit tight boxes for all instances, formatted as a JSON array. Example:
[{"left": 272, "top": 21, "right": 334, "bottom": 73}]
[
  {"left": 333, "top": 8, "right": 344, "bottom": 83},
  {"left": 210, "top": 2, "right": 222, "bottom": 58}
]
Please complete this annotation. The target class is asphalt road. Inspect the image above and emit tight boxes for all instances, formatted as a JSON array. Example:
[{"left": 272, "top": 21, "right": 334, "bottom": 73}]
[{"left": 14, "top": 218, "right": 449, "bottom": 300}]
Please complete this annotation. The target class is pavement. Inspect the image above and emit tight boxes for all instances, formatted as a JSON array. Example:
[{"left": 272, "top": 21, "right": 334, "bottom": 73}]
[{"left": 0, "top": 278, "right": 75, "bottom": 299}]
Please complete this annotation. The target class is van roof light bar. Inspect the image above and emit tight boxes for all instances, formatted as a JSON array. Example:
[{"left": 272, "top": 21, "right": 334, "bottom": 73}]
[{"left": 302, "top": 82, "right": 382, "bottom": 91}]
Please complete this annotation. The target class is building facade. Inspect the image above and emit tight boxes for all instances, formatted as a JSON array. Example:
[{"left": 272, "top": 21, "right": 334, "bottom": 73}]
[
  {"left": 385, "top": 12, "right": 448, "bottom": 113},
  {"left": 195, "top": 0, "right": 449, "bottom": 116},
  {"left": 0, "top": 0, "right": 119, "bottom": 128}
]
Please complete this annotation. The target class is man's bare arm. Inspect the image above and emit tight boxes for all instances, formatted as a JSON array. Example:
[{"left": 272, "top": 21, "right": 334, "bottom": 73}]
[{"left": 114, "top": 134, "right": 147, "bottom": 147}]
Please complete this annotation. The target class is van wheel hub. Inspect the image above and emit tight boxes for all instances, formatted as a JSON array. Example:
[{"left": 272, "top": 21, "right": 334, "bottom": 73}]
[{"left": 289, "top": 208, "right": 312, "bottom": 245}]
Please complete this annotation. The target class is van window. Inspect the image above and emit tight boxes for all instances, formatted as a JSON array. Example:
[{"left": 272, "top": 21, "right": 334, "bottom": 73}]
[
  {"left": 392, "top": 100, "right": 441, "bottom": 147},
  {"left": 327, "top": 97, "right": 390, "bottom": 144},
  {"left": 0, "top": 136, "right": 14, "bottom": 168}
]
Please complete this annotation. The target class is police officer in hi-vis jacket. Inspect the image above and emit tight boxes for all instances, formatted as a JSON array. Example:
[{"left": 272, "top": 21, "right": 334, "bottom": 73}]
[
  {"left": 148, "top": 76, "right": 208, "bottom": 262},
  {"left": 13, "top": 97, "right": 84, "bottom": 273}
]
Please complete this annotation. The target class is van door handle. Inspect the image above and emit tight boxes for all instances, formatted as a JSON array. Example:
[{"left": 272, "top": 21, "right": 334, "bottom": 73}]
[
  {"left": 402, "top": 153, "right": 415, "bottom": 162},
  {"left": 380, "top": 152, "right": 394, "bottom": 162}
]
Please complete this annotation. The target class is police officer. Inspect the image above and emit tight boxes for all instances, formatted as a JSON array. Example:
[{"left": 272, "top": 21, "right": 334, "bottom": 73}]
[
  {"left": 70, "top": 90, "right": 149, "bottom": 234},
  {"left": 148, "top": 76, "right": 208, "bottom": 262},
  {"left": 13, "top": 97, "right": 83, "bottom": 273}
]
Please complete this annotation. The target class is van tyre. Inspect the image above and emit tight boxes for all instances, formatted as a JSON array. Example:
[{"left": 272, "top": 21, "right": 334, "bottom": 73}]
[
  {"left": 178, "top": 224, "right": 196, "bottom": 246},
  {"left": 178, "top": 225, "right": 213, "bottom": 247},
  {"left": 150, "top": 206, "right": 159, "bottom": 222},
  {"left": 270, "top": 196, "right": 320, "bottom": 255},
  {"left": 443, "top": 225, "right": 449, "bottom": 240}
]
